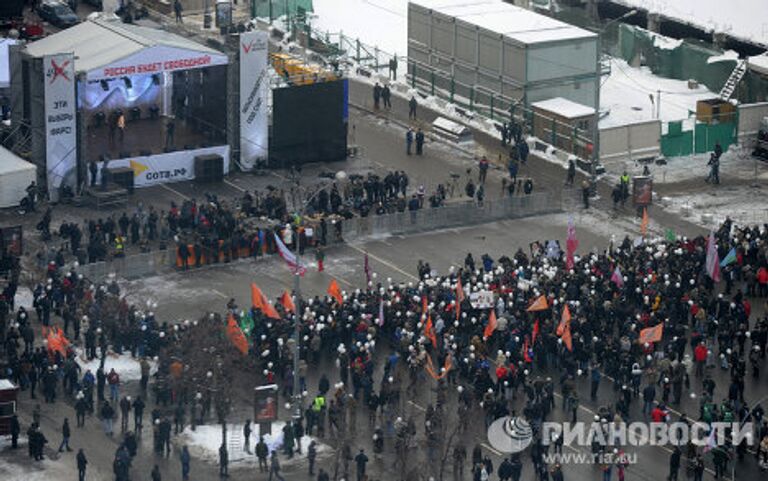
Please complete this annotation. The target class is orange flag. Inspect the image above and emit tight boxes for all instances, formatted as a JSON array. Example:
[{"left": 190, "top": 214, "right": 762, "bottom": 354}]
[
  {"left": 422, "top": 296, "right": 428, "bottom": 315},
  {"left": 526, "top": 295, "right": 548, "bottom": 312},
  {"left": 561, "top": 321, "right": 573, "bottom": 352},
  {"left": 640, "top": 207, "right": 649, "bottom": 237},
  {"left": 45, "top": 327, "right": 69, "bottom": 356},
  {"left": 483, "top": 309, "right": 497, "bottom": 340},
  {"left": 638, "top": 323, "right": 664, "bottom": 344},
  {"left": 226, "top": 313, "right": 249, "bottom": 355},
  {"left": 280, "top": 291, "right": 295, "bottom": 313},
  {"left": 251, "top": 283, "right": 281, "bottom": 319},
  {"left": 328, "top": 279, "right": 343, "bottom": 305},
  {"left": 557, "top": 305, "right": 571, "bottom": 336},
  {"left": 424, "top": 315, "right": 437, "bottom": 348}
]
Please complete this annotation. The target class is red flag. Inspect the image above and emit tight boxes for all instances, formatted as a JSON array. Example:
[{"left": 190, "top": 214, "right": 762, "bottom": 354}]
[
  {"left": 526, "top": 295, "right": 548, "bottom": 312},
  {"left": 483, "top": 309, "right": 497, "bottom": 340},
  {"left": 638, "top": 323, "right": 664, "bottom": 344},
  {"left": 328, "top": 279, "right": 343, "bottom": 305},
  {"left": 566, "top": 218, "right": 579, "bottom": 270},
  {"left": 640, "top": 208, "right": 649, "bottom": 237},
  {"left": 532, "top": 319, "right": 540, "bottom": 345},
  {"left": 455, "top": 277, "right": 465, "bottom": 303},
  {"left": 455, "top": 277, "right": 465, "bottom": 321},
  {"left": 226, "top": 313, "right": 249, "bottom": 355},
  {"left": 422, "top": 296, "right": 428, "bottom": 315},
  {"left": 280, "top": 291, "right": 295, "bottom": 313},
  {"left": 556, "top": 305, "right": 571, "bottom": 336},
  {"left": 251, "top": 283, "right": 280, "bottom": 319},
  {"left": 561, "top": 322, "right": 573, "bottom": 352},
  {"left": 424, "top": 315, "right": 437, "bottom": 348}
]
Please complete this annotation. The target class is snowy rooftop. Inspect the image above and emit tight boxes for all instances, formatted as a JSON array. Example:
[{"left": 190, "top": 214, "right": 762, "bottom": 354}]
[
  {"left": 531, "top": 97, "right": 595, "bottom": 119},
  {"left": 612, "top": 0, "right": 767, "bottom": 47},
  {"left": 0, "top": 379, "right": 17, "bottom": 390},
  {"left": 410, "top": 0, "right": 596, "bottom": 45}
]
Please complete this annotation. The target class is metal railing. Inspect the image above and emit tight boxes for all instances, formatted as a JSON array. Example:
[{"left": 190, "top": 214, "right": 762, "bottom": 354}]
[{"left": 341, "top": 191, "right": 562, "bottom": 242}]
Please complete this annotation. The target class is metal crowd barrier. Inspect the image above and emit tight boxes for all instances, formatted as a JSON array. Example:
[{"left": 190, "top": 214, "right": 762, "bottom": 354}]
[{"left": 341, "top": 192, "right": 562, "bottom": 242}]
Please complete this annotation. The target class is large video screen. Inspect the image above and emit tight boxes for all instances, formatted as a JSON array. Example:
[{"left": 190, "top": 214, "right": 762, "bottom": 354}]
[{"left": 270, "top": 79, "right": 347, "bottom": 168}]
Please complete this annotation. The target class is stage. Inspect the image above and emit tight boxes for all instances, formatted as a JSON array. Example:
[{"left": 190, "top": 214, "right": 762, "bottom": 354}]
[{"left": 85, "top": 116, "right": 223, "bottom": 163}]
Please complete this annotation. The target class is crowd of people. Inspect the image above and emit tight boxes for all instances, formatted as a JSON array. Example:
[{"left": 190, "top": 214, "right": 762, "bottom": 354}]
[{"left": 4, "top": 215, "right": 768, "bottom": 480}]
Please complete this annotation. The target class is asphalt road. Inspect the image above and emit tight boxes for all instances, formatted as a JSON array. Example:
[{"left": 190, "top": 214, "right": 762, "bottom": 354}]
[{"left": 5, "top": 214, "right": 765, "bottom": 481}]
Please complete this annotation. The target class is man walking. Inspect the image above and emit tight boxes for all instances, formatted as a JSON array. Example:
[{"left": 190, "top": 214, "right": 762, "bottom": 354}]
[
  {"left": 268, "top": 450, "right": 285, "bottom": 481},
  {"left": 668, "top": 446, "right": 681, "bottom": 481},
  {"left": 256, "top": 436, "right": 268, "bottom": 472},
  {"left": 165, "top": 120, "right": 175, "bottom": 150},
  {"left": 243, "top": 420, "right": 252, "bottom": 454},
  {"left": 478, "top": 156, "right": 489, "bottom": 184},
  {"left": 58, "top": 418, "right": 72, "bottom": 452},
  {"left": 180, "top": 445, "right": 191, "bottom": 481},
  {"left": 354, "top": 448, "right": 369, "bottom": 481},
  {"left": 406, "top": 128, "right": 414, "bottom": 155},
  {"left": 76, "top": 449, "right": 87, "bottom": 481},
  {"left": 219, "top": 443, "right": 229, "bottom": 478},
  {"left": 373, "top": 83, "right": 382, "bottom": 110},
  {"left": 409, "top": 95, "right": 418, "bottom": 119}
]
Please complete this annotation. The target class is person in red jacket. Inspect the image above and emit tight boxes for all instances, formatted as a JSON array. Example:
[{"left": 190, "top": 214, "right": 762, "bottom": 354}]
[
  {"left": 757, "top": 266, "right": 768, "bottom": 297},
  {"left": 651, "top": 404, "right": 668, "bottom": 423},
  {"left": 694, "top": 343, "right": 708, "bottom": 377}
]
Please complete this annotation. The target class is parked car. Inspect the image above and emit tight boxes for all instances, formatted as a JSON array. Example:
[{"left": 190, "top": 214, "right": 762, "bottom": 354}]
[{"left": 37, "top": 1, "right": 79, "bottom": 29}]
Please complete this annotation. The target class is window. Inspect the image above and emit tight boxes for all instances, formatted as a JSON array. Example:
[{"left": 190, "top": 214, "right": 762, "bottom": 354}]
[{"left": 0, "top": 401, "right": 16, "bottom": 417}]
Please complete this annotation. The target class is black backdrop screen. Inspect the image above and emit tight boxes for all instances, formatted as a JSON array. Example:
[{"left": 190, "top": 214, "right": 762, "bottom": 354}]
[{"left": 270, "top": 80, "right": 347, "bottom": 168}]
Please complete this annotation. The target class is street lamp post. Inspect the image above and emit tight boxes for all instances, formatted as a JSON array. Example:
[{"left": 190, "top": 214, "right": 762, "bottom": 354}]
[
  {"left": 287, "top": 169, "right": 346, "bottom": 421},
  {"left": 591, "top": 9, "right": 638, "bottom": 197}
]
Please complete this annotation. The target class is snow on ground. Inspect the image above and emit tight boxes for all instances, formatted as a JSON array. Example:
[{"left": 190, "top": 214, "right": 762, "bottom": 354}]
[
  {"left": 14, "top": 286, "right": 34, "bottom": 309},
  {"left": 662, "top": 184, "right": 768, "bottom": 229},
  {"left": 180, "top": 422, "right": 330, "bottom": 468},
  {"left": 612, "top": 0, "right": 768, "bottom": 47},
  {"left": 311, "top": 0, "right": 408, "bottom": 55},
  {"left": 0, "top": 458, "right": 76, "bottom": 481},
  {"left": 599, "top": 58, "right": 715, "bottom": 128},
  {"left": 603, "top": 145, "right": 768, "bottom": 185},
  {"left": 75, "top": 349, "right": 157, "bottom": 381}
]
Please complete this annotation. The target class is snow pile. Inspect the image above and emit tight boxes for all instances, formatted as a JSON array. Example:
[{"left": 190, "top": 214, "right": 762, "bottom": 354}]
[
  {"left": 14, "top": 287, "right": 34, "bottom": 309},
  {"left": 663, "top": 185, "right": 768, "bottom": 228},
  {"left": 600, "top": 58, "right": 715, "bottom": 128},
  {"left": 707, "top": 50, "right": 739, "bottom": 64},
  {"left": 180, "top": 422, "right": 330, "bottom": 467},
  {"left": 602, "top": 145, "right": 768, "bottom": 185},
  {"left": 75, "top": 350, "right": 157, "bottom": 382},
  {"left": 612, "top": 0, "right": 768, "bottom": 47}
]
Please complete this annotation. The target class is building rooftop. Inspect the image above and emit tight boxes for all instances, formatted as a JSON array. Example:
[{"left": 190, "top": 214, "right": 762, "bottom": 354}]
[
  {"left": 24, "top": 16, "right": 225, "bottom": 75},
  {"left": 410, "top": 0, "right": 596, "bottom": 45},
  {"left": 531, "top": 97, "right": 596, "bottom": 119}
]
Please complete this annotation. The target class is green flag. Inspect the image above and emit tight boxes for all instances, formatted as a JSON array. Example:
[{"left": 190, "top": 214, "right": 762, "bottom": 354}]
[
  {"left": 665, "top": 229, "right": 677, "bottom": 242},
  {"left": 239, "top": 311, "right": 255, "bottom": 336}
]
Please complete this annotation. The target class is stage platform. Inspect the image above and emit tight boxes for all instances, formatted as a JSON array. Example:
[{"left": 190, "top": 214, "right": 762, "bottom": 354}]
[{"left": 85, "top": 116, "right": 223, "bottom": 163}]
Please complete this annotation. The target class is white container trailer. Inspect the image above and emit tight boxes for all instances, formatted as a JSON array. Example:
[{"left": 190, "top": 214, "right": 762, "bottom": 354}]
[{"left": 407, "top": 0, "right": 599, "bottom": 114}]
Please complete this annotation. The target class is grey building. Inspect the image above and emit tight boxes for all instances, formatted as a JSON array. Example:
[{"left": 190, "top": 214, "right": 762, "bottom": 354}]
[{"left": 407, "top": 0, "right": 599, "bottom": 113}]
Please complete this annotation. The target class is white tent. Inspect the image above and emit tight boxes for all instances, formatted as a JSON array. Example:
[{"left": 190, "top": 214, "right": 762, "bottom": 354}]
[{"left": 0, "top": 147, "right": 37, "bottom": 208}]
